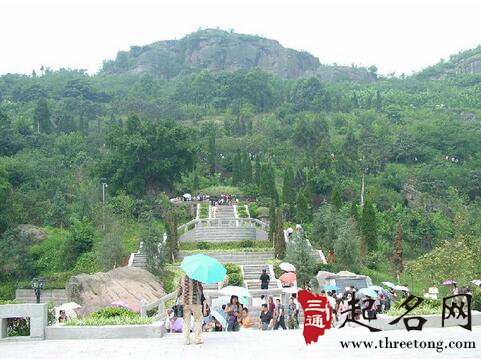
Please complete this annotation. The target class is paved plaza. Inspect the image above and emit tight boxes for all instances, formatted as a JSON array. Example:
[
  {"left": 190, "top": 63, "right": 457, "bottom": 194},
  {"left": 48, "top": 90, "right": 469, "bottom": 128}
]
[{"left": 1, "top": 326, "right": 480, "bottom": 359}]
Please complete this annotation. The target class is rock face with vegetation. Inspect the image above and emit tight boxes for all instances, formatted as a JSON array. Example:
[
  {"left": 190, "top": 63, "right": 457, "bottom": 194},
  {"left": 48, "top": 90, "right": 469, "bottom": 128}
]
[
  {"left": 66, "top": 267, "right": 165, "bottom": 315},
  {"left": 102, "top": 28, "right": 375, "bottom": 81}
]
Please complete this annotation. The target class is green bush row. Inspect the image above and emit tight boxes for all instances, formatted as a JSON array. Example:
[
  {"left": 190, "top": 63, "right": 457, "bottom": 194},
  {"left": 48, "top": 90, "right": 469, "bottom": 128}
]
[{"left": 180, "top": 240, "right": 272, "bottom": 251}]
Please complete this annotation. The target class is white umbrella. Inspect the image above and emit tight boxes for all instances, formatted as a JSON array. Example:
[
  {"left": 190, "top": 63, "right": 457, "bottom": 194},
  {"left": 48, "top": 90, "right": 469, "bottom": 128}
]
[
  {"left": 212, "top": 295, "right": 248, "bottom": 308},
  {"left": 280, "top": 262, "right": 296, "bottom": 272},
  {"left": 183, "top": 193, "right": 192, "bottom": 199},
  {"left": 58, "top": 302, "right": 81, "bottom": 311},
  {"left": 393, "top": 285, "right": 409, "bottom": 291},
  {"left": 471, "top": 279, "right": 481, "bottom": 287},
  {"left": 282, "top": 286, "right": 299, "bottom": 294},
  {"left": 382, "top": 281, "right": 396, "bottom": 289},
  {"left": 219, "top": 285, "right": 251, "bottom": 297}
]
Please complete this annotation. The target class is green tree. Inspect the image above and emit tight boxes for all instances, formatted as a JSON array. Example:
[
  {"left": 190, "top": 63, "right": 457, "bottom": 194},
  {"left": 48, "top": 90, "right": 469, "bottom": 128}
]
[
  {"left": 140, "top": 214, "right": 165, "bottom": 276},
  {"left": 274, "top": 208, "right": 286, "bottom": 259},
  {"left": 47, "top": 191, "right": 70, "bottom": 228},
  {"left": 295, "top": 189, "right": 311, "bottom": 224},
  {"left": 268, "top": 200, "right": 276, "bottom": 243},
  {"left": 165, "top": 211, "right": 179, "bottom": 262},
  {"left": 360, "top": 201, "right": 378, "bottom": 252},
  {"left": 334, "top": 218, "right": 361, "bottom": 271},
  {"left": 331, "top": 187, "right": 343, "bottom": 210},
  {"left": 97, "top": 212, "right": 125, "bottom": 271},
  {"left": 285, "top": 231, "right": 316, "bottom": 288},
  {"left": 254, "top": 156, "right": 261, "bottom": 188},
  {"left": 207, "top": 126, "right": 216, "bottom": 176},
  {"left": 61, "top": 220, "right": 95, "bottom": 270},
  {"left": 232, "top": 150, "right": 242, "bottom": 186},
  {"left": 392, "top": 221, "right": 403, "bottom": 278},
  {"left": 282, "top": 166, "right": 296, "bottom": 215},
  {"left": 34, "top": 98, "right": 52, "bottom": 134}
]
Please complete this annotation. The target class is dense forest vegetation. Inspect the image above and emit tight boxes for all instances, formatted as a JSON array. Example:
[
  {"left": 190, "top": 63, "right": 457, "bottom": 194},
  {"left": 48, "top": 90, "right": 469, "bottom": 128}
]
[{"left": 1, "top": 33, "right": 481, "bottom": 300}]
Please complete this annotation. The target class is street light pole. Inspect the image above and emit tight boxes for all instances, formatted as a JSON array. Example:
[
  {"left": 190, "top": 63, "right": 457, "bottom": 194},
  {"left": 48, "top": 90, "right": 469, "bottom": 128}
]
[
  {"left": 102, "top": 182, "right": 108, "bottom": 204},
  {"left": 31, "top": 278, "right": 45, "bottom": 304}
]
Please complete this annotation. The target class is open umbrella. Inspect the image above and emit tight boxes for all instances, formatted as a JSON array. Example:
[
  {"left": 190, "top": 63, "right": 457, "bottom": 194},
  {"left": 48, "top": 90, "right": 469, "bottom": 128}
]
[
  {"left": 282, "top": 286, "right": 299, "bottom": 294},
  {"left": 219, "top": 285, "right": 251, "bottom": 297},
  {"left": 280, "top": 262, "right": 296, "bottom": 272},
  {"left": 472, "top": 279, "right": 481, "bottom": 287},
  {"left": 393, "top": 285, "right": 409, "bottom": 291},
  {"left": 211, "top": 309, "right": 228, "bottom": 328},
  {"left": 212, "top": 295, "right": 248, "bottom": 308},
  {"left": 443, "top": 279, "right": 457, "bottom": 286},
  {"left": 368, "top": 285, "right": 384, "bottom": 292},
  {"left": 58, "top": 302, "right": 81, "bottom": 311},
  {"left": 382, "top": 281, "right": 396, "bottom": 289},
  {"left": 181, "top": 254, "right": 226, "bottom": 284},
  {"left": 358, "top": 288, "right": 378, "bottom": 298},
  {"left": 323, "top": 285, "right": 338, "bottom": 291},
  {"left": 111, "top": 301, "right": 132, "bottom": 310},
  {"left": 280, "top": 272, "right": 296, "bottom": 284}
]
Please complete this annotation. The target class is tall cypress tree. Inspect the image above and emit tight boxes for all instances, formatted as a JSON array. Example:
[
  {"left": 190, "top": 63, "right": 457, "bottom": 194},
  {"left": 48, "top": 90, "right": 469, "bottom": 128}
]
[
  {"left": 267, "top": 163, "right": 279, "bottom": 204},
  {"left": 392, "top": 222, "right": 403, "bottom": 278},
  {"left": 243, "top": 153, "right": 253, "bottom": 184},
  {"left": 232, "top": 151, "right": 242, "bottom": 186},
  {"left": 207, "top": 129, "right": 216, "bottom": 176},
  {"left": 268, "top": 200, "right": 276, "bottom": 243},
  {"left": 254, "top": 156, "right": 261, "bottom": 188},
  {"left": 360, "top": 201, "right": 378, "bottom": 252},
  {"left": 34, "top": 98, "right": 52, "bottom": 134},
  {"left": 331, "top": 187, "right": 343, "bottom": 210},
  {"left": 282, "top": 166, "right": 295, "bottom": 206},
  {"left": 274, "top": 208, "right": 286, "bottom": 259},
  {"left": 296, "top": 188, "right": 311, "bottom": 224}
]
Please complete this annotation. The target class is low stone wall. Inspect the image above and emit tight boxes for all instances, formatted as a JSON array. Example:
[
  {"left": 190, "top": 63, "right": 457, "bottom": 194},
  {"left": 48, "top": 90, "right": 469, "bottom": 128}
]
[
  {"left": 45, "top": 322, "right": 164, "bottom": 340},
  {"left": 369, "top": 311, "right": 481, "bottom": 331},
  {"left": 16, "top": 289, "right": 67, "bottom": 306},
  {"left": 0, "top": 303, "right": 48, "bottom": 340}
]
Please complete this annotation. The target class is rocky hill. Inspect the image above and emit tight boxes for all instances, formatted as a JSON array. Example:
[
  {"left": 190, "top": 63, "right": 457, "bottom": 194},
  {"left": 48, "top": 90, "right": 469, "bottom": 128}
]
[
  {"left": 101, "top": 29, "right": 376, "bottom": 82},
  {"left": 416, "top": 45, "right": 481, "bottom": 79}
]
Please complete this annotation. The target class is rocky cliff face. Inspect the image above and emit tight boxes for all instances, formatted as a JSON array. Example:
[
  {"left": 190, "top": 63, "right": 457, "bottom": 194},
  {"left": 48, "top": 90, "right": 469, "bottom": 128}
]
[{"left": 102, "top": 29, "right": 375, "bottom": 82}]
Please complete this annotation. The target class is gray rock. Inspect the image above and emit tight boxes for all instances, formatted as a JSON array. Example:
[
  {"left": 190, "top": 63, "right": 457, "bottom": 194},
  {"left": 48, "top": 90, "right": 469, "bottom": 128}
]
[{"left": 66, "top": 267, "right": 165, "bottom": 316}]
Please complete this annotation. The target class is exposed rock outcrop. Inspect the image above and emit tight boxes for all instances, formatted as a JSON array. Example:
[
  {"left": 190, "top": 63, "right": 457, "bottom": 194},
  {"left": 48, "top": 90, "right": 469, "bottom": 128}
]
[
  {"left": 102, "top": 29, "right": 376, "bottom": 82},
  {"left": 66, "top": 266, "right": 165, "bottom": 316}
]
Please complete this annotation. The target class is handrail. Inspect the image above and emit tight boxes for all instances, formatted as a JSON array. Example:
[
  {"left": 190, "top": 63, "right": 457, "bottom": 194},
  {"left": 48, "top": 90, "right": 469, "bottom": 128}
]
[
  {"left": 177, "top": 217, "right": 269, "bottom": 234},
  {"left": 140, "top": 291, "right": 177, "bottom": 318}
]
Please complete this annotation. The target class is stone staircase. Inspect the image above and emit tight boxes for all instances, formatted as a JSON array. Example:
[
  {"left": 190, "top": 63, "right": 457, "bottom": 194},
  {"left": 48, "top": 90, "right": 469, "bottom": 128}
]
[
  {"left": 182, "top": 226, "right": 257, "bottom": 242},
  {"left": 214, "top": 205, "right": 235, "bottom": 219}
]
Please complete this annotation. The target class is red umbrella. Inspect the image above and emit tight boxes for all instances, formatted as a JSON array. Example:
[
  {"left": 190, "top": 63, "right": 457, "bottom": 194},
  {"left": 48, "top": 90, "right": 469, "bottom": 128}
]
[{"left": 280, "top": 272, "right": 296, "bottom": 284}]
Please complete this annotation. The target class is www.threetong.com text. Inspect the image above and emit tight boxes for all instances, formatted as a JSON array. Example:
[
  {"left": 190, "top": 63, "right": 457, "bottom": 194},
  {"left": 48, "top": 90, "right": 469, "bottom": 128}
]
[{"left": 339, "top": 337, "right": 476, "bottom": 353}]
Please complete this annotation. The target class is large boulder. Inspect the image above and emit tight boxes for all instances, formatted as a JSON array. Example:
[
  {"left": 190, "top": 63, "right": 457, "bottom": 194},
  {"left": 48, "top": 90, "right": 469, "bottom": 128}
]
[
  {"left": 17, "top": 224, "right": 47, "bottom": 242},
  {"left": 66, "top": 267, "right": 165, "bottom": 316}
]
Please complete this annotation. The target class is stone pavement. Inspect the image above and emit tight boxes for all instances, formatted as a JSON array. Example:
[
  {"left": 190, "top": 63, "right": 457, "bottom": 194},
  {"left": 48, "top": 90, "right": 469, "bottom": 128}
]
[{"left": 1, "top": 326, "right": 480, "bottom": 359}]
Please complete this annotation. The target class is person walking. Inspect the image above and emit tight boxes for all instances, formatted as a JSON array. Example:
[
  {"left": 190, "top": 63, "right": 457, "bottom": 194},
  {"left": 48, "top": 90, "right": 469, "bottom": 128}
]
[
  {"left": 260, "top": 269, "right": 270, "bottom": 290},
  {"left": 274, "top": 298, "right": 287, "bottom": 330},
  {"left": 287, "top": 297, "right": 299, "bottom": 329},
  {"left": 259, "top": 304, "right": 272, "bottom": 330},
  {"left": 176, "top": 274, "right": 204, "bottom": 345}
]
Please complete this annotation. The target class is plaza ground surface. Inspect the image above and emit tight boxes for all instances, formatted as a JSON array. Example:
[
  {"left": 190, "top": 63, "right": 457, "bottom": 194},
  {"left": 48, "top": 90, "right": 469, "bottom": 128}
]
[{"left": 1, "top": 326, "right": 480, "bottom": 359}]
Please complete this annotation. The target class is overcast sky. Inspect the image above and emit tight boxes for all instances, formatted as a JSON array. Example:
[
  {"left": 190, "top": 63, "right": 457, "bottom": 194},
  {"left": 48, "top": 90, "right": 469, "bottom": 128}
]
[{"left": 1, "top": 0, "right": 480, "bottom": 76}]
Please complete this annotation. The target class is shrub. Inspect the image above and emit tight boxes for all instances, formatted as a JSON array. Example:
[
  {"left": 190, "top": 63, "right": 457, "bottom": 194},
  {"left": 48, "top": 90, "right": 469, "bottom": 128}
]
[
  {"left": 199, "top": 204, "right": 209, "bottom": 219},
  {"left": 224, "top": 263, "right": 241, "bottom": 275},
  {"left": 73, "top": 252, "right": 100, "bottom": 274},
  {"left": 271, "top": 259, "right": 283, "bottom": 278},
  {"left": 228, "top": 272, "right": 243, "bottom": 286},
  {"left": 385, "top": 298, "right": 442, "bottom": 316},
  {"left": 472, "top": 287, "right": 481, "bottom": 312},
  {"left": 90, "top": 307, "right": 137, "bottom": 319},
  {"left": 196, "top": 241, "right": 210, "bottom": 250},
  {"left": 240, "top": 239, "right": 254, "bottom": 248},
  {"left": 237, "top": 205, "right": 248, "bottom": 218}
]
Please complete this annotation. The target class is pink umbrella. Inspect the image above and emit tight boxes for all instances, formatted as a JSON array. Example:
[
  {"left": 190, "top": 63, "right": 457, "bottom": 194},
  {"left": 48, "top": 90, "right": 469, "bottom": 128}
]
[
  {"left": 111, "top": 300, "right": 132, "bottom": 310},
  {"left": 280, "top": 272, "right": 297, "bottom": 284}
]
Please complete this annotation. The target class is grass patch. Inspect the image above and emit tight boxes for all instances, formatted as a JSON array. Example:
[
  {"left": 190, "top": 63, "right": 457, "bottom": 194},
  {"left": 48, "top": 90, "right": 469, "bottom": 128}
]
[
  {"left": 199, "top": 186, "right": 243, "bottom": 197},
  {"left": 179, "top": 240, "right": 272, "bottom": 251},
  {"left": 199, "top": 203, "right": 209, "bottom": 219},
  {"left": 65, "top": 316, "right": 154, "bottom": 326}
]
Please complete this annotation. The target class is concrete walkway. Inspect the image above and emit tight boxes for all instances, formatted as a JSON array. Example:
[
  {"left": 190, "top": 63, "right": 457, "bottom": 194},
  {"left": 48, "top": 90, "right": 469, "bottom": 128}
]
[{"left": 1, "top": 326, "right": 480, "bottom": 359}]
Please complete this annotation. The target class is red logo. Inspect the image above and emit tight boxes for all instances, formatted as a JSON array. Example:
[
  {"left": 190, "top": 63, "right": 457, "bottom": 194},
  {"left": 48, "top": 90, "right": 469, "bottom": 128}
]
[{"left": 298, "top": 290, "right": 333, "bottom": 344}]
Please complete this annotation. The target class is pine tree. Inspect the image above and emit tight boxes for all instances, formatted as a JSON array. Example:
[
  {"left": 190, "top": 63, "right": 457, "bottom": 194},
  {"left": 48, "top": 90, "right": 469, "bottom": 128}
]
[
  {"left": 47, "top": 191, "right": 69, "bottom": 228},
  {"left": 254, "top": 156, "right": 261, "bottom": 188},
  {"left": 243, "top": 153, "right": 253, "bottom": 184},
  {"left": 349, "top": 200, "right": 359, "bottom": 222},
  {"left": 282, "top": 166, "right": 295, "bottom": 205},
  {"left": 267, "top": 163, "right": 279, "bottom": 204},
  {"left": 274, "top": 208, "right": 286, "bottom": 259},
  {"left": 375, "top": 89, "right": 382, "bottom": 112},
  {"left": 268, "top": 200, "right": 276, "bottom": 243},
  {"left": 165, "top": 212, "right": 179, "bottom": 263},
  {"left": 34, "top": 98, "right": 52, "bottom": 134},
  {"left": 285, "top": 231, "right": 316, "bottom": 288},
  {"left": 295, "top": 189, "right": 311, "bottom": 224},
  {"left": 360, "top": 201, "right": 378, "bottom": 253},
  {"left": 393, "top": 222, "right": 403, "bottom": 278},
  {"left": 331, "top": 187, "right": 343, "bottom": 210},
  {"left": 334, "top": 217, "right": 361, "bottom": 271},
  {"left": 207, "top": 128, "right": 216, "bottom": 176},
  {"left": 232, "top": 150, "right": 242, "bottom": 186}
]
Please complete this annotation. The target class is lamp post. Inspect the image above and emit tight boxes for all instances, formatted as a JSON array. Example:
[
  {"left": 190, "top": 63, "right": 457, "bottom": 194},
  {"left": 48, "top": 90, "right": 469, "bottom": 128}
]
[
  {"left": 101, "top": 182, "right": 108, "bottom": 204},
  {"left": 31, "top": 278, "right": 46, "bottom": 304}
]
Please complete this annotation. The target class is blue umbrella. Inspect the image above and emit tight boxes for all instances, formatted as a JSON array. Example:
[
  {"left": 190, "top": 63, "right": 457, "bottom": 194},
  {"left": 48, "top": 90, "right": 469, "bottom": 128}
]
[
  {"left": 181, "top": 254, "right": 226, "bottom": 284},
  {"left": 324, "top": 285, "right": 338, "bottom": 291},
  {"left": 358, "top": 288, "right": 378, "bottom": 298}
]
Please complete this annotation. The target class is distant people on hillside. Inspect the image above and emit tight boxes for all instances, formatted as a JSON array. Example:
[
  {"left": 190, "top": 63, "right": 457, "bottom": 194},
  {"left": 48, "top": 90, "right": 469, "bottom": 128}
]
[{"left": 260, "top": 269, "right": 270, "bottom": 290}]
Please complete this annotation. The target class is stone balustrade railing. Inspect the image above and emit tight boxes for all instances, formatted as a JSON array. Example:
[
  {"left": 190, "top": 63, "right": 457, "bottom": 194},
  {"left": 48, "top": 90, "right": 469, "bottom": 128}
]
[{"left": 177, "top": 217, "right": 269, "bottom": 234}]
